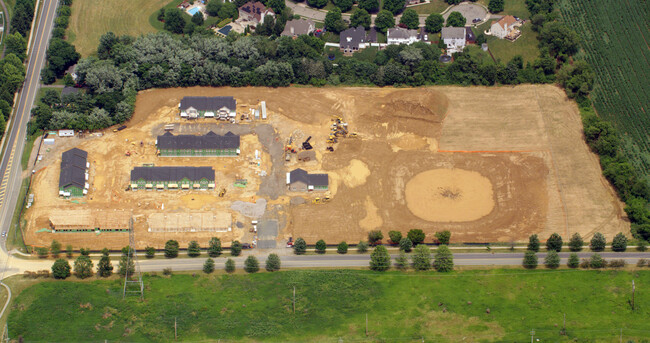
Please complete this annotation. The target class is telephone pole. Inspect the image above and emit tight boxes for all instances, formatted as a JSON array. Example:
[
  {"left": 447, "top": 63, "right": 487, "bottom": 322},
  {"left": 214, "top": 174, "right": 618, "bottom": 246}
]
[
  {"left": 293, "top": 286, "right": 296, "bottom": 314},
  {"left": 530, "top": 329, "right": 535, "bottom": 343},
  {"left": 631, "top": 280, "right": 635, "bottom": 310}
]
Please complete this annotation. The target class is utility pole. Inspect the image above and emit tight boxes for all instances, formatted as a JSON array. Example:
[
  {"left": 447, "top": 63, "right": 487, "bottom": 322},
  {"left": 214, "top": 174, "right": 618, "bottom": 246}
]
[
  {"left": 365, "top": 313, "right": 368, "bottom": 336},
  {"left": 632, "top": 280, "right": 636, "bottom": 311},
  {"left": 530, "top": 329, "right": 535, "bottom": 343},
  {"left": 293, "top": 286, "right": 296, "bottom": 314},
  {"left": 175, "top": 317, "right": 177, "bottom": 340}
]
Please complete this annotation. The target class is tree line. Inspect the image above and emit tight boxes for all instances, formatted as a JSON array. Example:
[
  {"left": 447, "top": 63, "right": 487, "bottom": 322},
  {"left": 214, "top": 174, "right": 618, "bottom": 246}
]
[{"left": 0, "top": 0, "right": 35, "bottom": 138}]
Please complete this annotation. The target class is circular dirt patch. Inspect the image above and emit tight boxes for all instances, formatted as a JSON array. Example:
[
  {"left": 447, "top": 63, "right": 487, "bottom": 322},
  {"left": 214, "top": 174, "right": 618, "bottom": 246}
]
[{"left": 405, "top": 169, "right": 494, "bottom": 222}]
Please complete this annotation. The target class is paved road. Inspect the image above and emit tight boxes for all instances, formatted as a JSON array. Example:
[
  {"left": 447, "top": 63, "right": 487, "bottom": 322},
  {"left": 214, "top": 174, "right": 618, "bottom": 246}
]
[
  {"left": 137, "top": 252, "right": 650, "bottom": 272},
  {"left": 0, "top": 0, "right": 58, "bottom": 253}
]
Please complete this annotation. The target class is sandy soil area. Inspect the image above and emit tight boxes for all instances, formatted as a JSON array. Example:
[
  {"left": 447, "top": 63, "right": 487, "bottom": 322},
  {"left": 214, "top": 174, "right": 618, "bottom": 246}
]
[
  {"left": 23, "top": 85, "right": 628, "bottom": 249},
  {"left": 405, "top": 169, "right": 494, "bottom": 222}
]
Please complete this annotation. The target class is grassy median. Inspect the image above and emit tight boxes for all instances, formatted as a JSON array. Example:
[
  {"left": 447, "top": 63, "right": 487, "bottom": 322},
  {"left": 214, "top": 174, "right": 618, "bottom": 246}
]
[{"left": 7, "top": 269, "right": 650, "bottom": 341}]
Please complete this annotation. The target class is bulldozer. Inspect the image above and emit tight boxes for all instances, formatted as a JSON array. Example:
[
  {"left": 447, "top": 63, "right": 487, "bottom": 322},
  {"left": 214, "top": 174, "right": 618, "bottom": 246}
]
[
  {"left": 349, "top": 132, "right": 359, "bottom": 138},
  {"left": 219, "top": 188, "right": 227, "bottom": 197}
]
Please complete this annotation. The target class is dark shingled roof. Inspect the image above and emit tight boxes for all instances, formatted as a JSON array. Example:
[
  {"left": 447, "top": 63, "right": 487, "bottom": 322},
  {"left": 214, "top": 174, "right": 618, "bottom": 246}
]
[
  {"left": 130, "top": 167, "right": 215, "bottom": 182},
  {"left": 289, "top": 168, "right": 329, "bottom": 187},
  {"left": 179, "top": 96, "right": 236, "bottom": 112},
  {"left": 340, "top": 27, "right": 366, "bottom": 50},
  {"left": 59, "top": 148, "right": 87, "bottom": 189},
  {"left": 157, "top": 131, "right": 240, "bottom": 150}
]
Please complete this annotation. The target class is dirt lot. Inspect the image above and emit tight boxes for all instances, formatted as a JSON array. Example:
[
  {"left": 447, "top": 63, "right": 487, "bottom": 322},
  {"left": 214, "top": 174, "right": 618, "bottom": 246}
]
[{"left": 24, "top": 86, "right": 628, "bottom": 249}]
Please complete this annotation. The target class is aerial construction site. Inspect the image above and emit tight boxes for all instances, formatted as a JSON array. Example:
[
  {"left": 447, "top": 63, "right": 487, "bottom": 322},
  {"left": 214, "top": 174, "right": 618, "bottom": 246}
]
[{"left": 22, "top": 85, "right": 628, "bottom": 250}]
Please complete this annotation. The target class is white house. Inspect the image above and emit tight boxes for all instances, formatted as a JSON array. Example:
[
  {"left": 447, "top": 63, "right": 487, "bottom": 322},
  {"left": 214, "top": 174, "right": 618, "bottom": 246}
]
[
  {"left": 488, "top": 15, "right": 520, "bottom": 39},
  {"left": 387, "top": 27, "right": 419, "bottom": 45},
  {"left": 441, "top": 27, "right": 466, "bottom": 53}
]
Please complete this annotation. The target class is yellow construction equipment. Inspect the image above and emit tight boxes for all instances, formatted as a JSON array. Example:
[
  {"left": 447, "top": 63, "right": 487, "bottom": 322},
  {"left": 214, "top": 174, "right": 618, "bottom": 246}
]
[
  {"left": 349, "top": 132, "right": 359, "bottom": 138},
  {"left": 312, "top": 197, "right": 321, "bottom": 204},
  {"left": 219, "top": 188, "right": 226, "bottom": 197}
]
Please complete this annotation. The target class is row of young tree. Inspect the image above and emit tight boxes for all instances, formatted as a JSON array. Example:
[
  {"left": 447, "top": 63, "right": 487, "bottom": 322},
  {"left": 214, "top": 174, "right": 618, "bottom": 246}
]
[
  {"left": 40, "top": 0, "right": 80, "bottom": 84},
  {"left": 522, "top": 251, "right": 629, "bottom": 270},
  {"left": 526, "top": 232, "right": 639, "bottom": 253}
]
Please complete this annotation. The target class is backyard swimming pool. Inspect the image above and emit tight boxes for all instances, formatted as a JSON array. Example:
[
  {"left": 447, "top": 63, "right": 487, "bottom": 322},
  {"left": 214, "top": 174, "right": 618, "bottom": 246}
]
[{"left": 187, "top": 7, "right": 200, "bottom": 16}]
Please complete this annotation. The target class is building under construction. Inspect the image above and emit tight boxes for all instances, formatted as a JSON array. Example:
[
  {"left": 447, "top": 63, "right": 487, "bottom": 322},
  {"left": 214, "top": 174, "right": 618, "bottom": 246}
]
[
  {"left": 48, "top": 209, "right": 131, "bottom": 233},
  {"left": 130, "top": 166, "right": 216, "bottom": 190},
  {"left": 147, "top": 212, "right": 232, "bottom": 232}
]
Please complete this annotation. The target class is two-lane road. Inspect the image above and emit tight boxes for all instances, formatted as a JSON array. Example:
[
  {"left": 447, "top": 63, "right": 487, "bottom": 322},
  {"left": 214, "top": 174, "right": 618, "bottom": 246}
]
[
  {"left": 137, "top": 252, "right": 650, "bottom": 272},
  {"left": 0, "top": 0, "right": 59, "bottom": 253}
]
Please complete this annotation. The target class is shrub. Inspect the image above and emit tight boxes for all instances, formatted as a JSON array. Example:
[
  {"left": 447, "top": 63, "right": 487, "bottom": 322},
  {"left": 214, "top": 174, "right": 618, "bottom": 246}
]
[
  {"left": 145, "top": 246, "right": 155, "bottom": 258},
  {"left": 203, "top": 258, "right": 215, "bottom": 274},
  {"left": 579, "top": 259, "right": 590, "bottom": 269},
  {"left": 567, "top": 253, "right": 579, "bottom": 268},
  {"left": 225, "top": 258, "right": 235, "bottom": 273},
  {"left": 388, "top": 230, "right": 402, "bottom": 244},
  {"left": 434, "top": 230, "right": 451, "bottom": 245},
  {"left": 611, "top": 233, "right": 627, "bottom": 252},
  {"left": 369, "top": 245, "right": 391, "bottom": 271},
  {"left": 357, "top": 241, "right": 369, "bottom": 253},
  {"left": 162, "top": 267, "right": 173, "bottom": 275},
  {"left": 66, "top": 245, "right": 73, "bottom": 258},
  {"left": 546, "top": 233, "right": 563, "bottom": 252},
  {"left": 636, "top": 258, "right": 646, "bottom": 267},
  {"left": 433, "top": 245, "right": 454, "bottom": 272},
  {"left": 412, "top": 244, "right": 431, "bottom": 271},
  {"left": 36, "top": 247, "right": 49, "bottom": 258},
  {"left": 399, "top": 237, "right": 413, "bottom": 252},
  {"left": 230, "top": 240, "right": 242, "bottom": 256},
  {"left": 589, "top": 254, "right": 605, "bottom": 268},
  {"left": 51, "top": 259, "right": 71, "bottom": 279},
  {"left": 395, "top": 251, "right": 409, "bottom": 270},
  {"left": 80, "top": 248, "right": 90, "bottom": 256},
  {"left": 608, "top": 259, "right": 626, "bottom": 268},
  {"left": 568, "top": 233, "right": 583, "bottom": 252},
  {"left": 636, "top": 240, "right": 647, "bottom": 252},
  {"left": 315, "top": 239, "right": 327, "bottom": 254},
  {"left": 407, "top": 229, "right": 425, "bottom": 245},
  {"left": 188, "top": 241, "right": 201, "bottom": 257},
  {"left": 265, "top": 253, "right": 281, "bottom": 272},
  {"left": 544, "top": 250, "right": 560, "bottom": 269},
  {"left": 590, "top": 232, "right": 606, "bottom": 252},
  {"left": 523, "top": 251, "right": 538, "bottom": 269},
  {"left": 244, "top": 256, "right": 259, "bottom": 273},
  {"left": 293, "top": 238, "right": 307, "bottom": 255},
  {"left": 337, "top": 241, "right": 348, "bottom": 254},
  {"left": 527, "top": 234, "right": 540, "bottom": 252},
  {"left": 97, "top": 255, "right": 113, "bottom": 277},
  {"left": 164, "top": 240, "right": 179, "bottom": 258},
  {"left": 368, "top": 230, "right": 383, "bottom": 245}
]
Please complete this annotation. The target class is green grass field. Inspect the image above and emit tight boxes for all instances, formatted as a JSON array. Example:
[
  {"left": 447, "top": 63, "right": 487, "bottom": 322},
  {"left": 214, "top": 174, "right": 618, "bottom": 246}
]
[
  {"left": 7, "top": 269, "right": 650, "bottom": 342},
  {"left": 558, "top": 0, "right": 650, "bottom": 180},
  {"left": 410, "top": 0, "right": 449, "bottom": 15},
  {"left": 473, "top": 20, "right": 539, "bottom": 64},
  {"left": 7, "top": 177, "right": 28, "bottom": 252},
  {"left": 68, "top": 0, "right": 173, "bottom": 57}
]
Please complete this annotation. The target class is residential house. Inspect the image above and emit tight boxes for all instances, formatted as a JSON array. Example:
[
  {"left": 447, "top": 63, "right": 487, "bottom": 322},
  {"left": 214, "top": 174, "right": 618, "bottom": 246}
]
[
  {"left": 287, "top": 168, "right": 329, "bottom": 192},
  {"left": 441, "top": 27, "right": 466, "bottom": 53},
  {"left": 130, "top": 166, "right": 216, "bottom": 190},
  {"left": 179, "top": 96, "right": 236, "bottom": 119},
  {"left": 386, "top": 27, "right": 419, "bottom": 45},
  {"left": 59, "top": 148, "right": 89, "bottom": 197},
  {"left": 156, "top": 131, "right": 240, "bottom": 157},
  {"left": 281, "top": 19, "right": 315, "bottom": 38},
  {"left": 339, "top": 26, "right": 368, "bottom": 54},
  {"left": 488, "top": 15, "right": 520, "bottom": 40},
  {"left": 238, "top": 1, "right": 274, "bottom": 26}
]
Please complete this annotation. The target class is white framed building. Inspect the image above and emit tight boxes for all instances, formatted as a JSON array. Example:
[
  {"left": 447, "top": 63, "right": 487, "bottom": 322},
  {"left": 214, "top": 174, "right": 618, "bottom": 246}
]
[
  {"left": 441, "top": 27, "right": 467, "bottom": 53},
  {"left": 387, "top": 27, "right": 419, "bottom": 45}
]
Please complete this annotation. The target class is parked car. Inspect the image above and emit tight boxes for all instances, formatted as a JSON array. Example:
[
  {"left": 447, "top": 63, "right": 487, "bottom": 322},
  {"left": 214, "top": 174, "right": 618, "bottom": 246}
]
[
  {"left": 242, "top": 243, "right": 252, "bottom": 249},
  {"left": 472, "top": 17, "right": 482, "bottom": 23}
]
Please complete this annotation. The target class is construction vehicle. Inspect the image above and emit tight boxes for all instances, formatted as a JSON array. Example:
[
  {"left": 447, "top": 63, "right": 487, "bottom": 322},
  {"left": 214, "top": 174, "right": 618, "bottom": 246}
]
[
  {"left": 326, "top": 146, "right": 334, "bottom": 152},
  {"left": 302, "top": 136, "right": 313, "bottom": 150},
  {"left": 219, "top": 188, "right": 226, "bottom": 197},
  {"left": 125, "top": 151, "right": 131, "bottom": 156},
  {"left": 349, "top": 132, "right": 359, "bottom": 138}
]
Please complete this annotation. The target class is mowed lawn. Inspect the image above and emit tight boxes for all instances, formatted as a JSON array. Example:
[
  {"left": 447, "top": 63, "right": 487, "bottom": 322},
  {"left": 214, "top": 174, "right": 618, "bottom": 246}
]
[
  {"left": 8, "top": 269, "right": 650, "bottom": 342},
  {"left": 68, "top": 0, "right": 171, "bottom": 57}
]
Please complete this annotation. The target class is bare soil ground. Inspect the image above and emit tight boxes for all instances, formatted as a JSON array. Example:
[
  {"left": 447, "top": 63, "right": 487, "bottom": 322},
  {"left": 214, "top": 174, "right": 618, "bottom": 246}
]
[{"left": 24, "top": 86, "right": 628, "bottom": 249}]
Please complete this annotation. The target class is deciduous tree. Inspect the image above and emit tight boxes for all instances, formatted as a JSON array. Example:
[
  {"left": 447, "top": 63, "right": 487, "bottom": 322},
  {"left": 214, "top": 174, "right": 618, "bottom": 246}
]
[
  {"left": 325, "top": 8, "right": 347, "bottom": 34},
  {"left": 425, "top": 13, "right": 444, "bottom": 33},
  {"left": 568, "top": 233, "right": 583, "bottom": 252},
  {"left": 74, "top": 255, "right": 94, "bottom": 279},
  {"left": 567, "top": 253, "right": 579, "bottom": 268},
  {"left": 368, "top": 230, "right": 383, "bottom": 245},
  {"left": 164, "top": 8, "right": 186, "bottom": 34},
  {"left": 590, "top": 232, "right": 606, "bottom": 252},
  {"left": 544, "top": 250, "right": 560, "bottom": 269},
  {"left": 231, "top": 240, "right": 243, "bottom": 256},
  {"left": 383, "top": 0, "right": 405, "bottom": 15},
  {"left": 546, "top": 233, "right": 563, "bottom": 252},
  {"left": 611, "top": 233, "right": 627, "bottom": 252},
  {"left": 446, "top": 11, "right": 466, "bottom": 27},
  {"left": 399, "top": 9, "right": 419, "bottom": 30},
  {"left": 52, "top": 259, "right": 71, "bottom": 279},
  {"left": 337, "top": 241, "right": 348, "bottom": 254},
  {"left": 358, "top": 0, "right": 379, "bottom": 12},
  {"left": 307, "top": 0, "right": 327, "bottom": 9},
  {"left": 97, "top": 254, "right": 113, "bottom": 277},
  {"left": 50, "top": 240, "right": 62, "bottom": 257},
  {"left": 316, "top": 239, "right": 327, "bottom": 253},
  {"left": 350, "top": 9, "right": 371, "bottom": 29},
  {"left": 523, "top": 251, "right": 538, "bottom": 269},
  {"left": 399, "top": 237, "right": 413, "bottom": 252},
  {"left": 434, "top": 230, "right": 451, "bottom": 245},
  {"left": 357, "top": 241, "right": 369, "bottom": 253},
  {"left": 407, "top": 229, "right": 425, "bottom": 245},
  {"left": 395, "top": 251, "right": 409, "bottom": 270},
  {"left": 375, "top": 10, "right": 395, "bottom": 33},
  {"left": 488, "top": 0, "right": 504, "bottom": 13}
]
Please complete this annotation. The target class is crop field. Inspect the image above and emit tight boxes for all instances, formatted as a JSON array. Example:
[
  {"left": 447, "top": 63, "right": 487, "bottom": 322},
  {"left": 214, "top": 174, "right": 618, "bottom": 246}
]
[
  {"left": 68, "top": 0, "right": 170, "bottom": 57},
  {"left": 8, "top": 270, "right": 650, "bottom": 342},
  {"left": 558, "top": 0, "right": 650, "bottom": 180}
]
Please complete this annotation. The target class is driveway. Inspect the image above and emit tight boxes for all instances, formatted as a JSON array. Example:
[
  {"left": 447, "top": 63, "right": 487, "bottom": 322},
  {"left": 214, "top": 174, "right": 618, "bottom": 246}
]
[{"left": 442, "top": 2, "right": 488, "bottom": 25}]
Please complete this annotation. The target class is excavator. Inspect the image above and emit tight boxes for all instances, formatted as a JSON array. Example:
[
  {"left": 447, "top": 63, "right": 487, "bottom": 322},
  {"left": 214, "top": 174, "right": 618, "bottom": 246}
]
[{"left": 219, "top": 188, "right": 227, "bottom": 197}]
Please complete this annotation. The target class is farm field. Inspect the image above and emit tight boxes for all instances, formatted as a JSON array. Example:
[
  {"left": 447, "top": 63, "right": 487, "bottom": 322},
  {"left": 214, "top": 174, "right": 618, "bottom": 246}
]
[
  {"left": 558, "top": 0, "right": 650, "bottom": 180},
  {"left": 68, "top": 0, "right": 170, "bottom": 57},
  {"left": 23, "top": 86, "right": 627, "bottom": 251},
  {"left": 8, "top": 270, "right": 650, "bottom": 342}
]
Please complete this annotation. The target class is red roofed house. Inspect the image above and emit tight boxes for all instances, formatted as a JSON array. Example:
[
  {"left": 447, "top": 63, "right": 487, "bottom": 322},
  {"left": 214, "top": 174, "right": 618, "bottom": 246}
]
[
  {"left": 489, "top": 15, "right": 521, "bottom": 40},
  {"left": 238, "top": 1, "right": 275, "bottom": 26}
]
